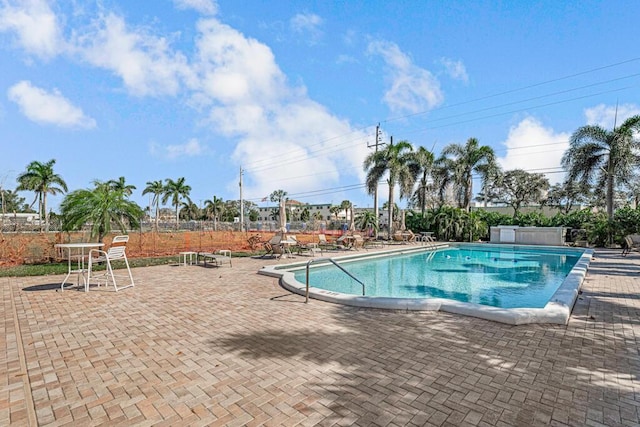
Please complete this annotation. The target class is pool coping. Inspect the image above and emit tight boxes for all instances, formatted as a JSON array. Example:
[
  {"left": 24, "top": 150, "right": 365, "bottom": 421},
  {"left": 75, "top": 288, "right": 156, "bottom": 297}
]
[{"left": 258, "top": 243, "right": 594, "bottom": 325}]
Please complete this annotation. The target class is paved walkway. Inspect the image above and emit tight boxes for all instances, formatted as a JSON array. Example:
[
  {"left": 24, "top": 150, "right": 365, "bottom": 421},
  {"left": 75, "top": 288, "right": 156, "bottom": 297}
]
[{"left": 2, "top": 249, "right": 640, "bottom": 426}]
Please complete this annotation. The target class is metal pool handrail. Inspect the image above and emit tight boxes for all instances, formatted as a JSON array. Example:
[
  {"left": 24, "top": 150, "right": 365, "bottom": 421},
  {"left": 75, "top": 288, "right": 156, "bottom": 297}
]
[{"left": 305, "top": 257, "right": 365, "bottom": 302}]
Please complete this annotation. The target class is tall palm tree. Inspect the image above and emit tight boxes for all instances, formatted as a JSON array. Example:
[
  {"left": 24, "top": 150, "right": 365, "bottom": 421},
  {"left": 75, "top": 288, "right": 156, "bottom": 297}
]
[
  {"left": 412, "top": 146, "right": 435, "bottom": 215},
  {"left": 203, "top": 196, "right": 225, "bottom": 231},
  {"left": 438, "top": 138, "right": 496, "bottom": 212},
  {"left": 162, "top": 177, "right": 192, "bottom": 229},
  {"left": 60, "top": 180, "right": 143, "bottom": 241},
  {"left": 107, "top": 176, "right": 136, "bottom": 196},
  {"left": 340, "top": 200, "right": 352, "bottom": 224},
  {"left": 329, "top": 205, "right": 342, "bottom": 222},
  {"left": 562, "top": 115, "right": 640, "bottom": 220},
  {"left": 142, "top": 180, "right": 164, "bottom": 231},
  {"left": 16, "top": 159, "right": 68, "bottom": 232},
  {"left": 364, "top": 140, "right": 419, "bottom": 237},
  {"left": 180, "top": 200, "right": 200, "bottom": 221}
]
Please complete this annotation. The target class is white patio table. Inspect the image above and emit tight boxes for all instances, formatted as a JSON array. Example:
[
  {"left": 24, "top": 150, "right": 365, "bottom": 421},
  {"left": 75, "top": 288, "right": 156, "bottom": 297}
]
[{"left": 55, "top": 242, "right": 104, "bottom": 292}]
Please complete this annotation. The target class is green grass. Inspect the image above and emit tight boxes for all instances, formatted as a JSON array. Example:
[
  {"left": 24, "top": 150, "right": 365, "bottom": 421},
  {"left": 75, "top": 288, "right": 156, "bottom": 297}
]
[{"left": 0, "top": 251, "right": 262, "bottom": 277}]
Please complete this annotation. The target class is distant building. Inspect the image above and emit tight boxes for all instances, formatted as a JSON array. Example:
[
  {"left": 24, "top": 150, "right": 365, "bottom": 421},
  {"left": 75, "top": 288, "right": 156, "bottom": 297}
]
[{"left": 256, "top": 202, "right": 336, "bottom": 222}]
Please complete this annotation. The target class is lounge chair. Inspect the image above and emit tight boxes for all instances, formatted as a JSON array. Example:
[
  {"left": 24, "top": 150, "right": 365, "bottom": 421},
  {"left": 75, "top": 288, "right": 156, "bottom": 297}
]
[
  {"left": 363, "top": 237, "right": 385, "bottom": 249},
  {"left": 335, "top": 235, "right": 354, "bottom": 250},
  {"left": 199, "top": 250, "right": 232, "bottom": 267},
  {"left": 318, "top": 234, "right": 337, "bottom": 250}
]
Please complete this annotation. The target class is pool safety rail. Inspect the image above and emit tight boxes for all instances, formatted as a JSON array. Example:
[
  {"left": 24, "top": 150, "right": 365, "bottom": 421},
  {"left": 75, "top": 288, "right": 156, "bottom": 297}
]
[{"left": 305, "top": 257, "right": 365, "bottom": 302}]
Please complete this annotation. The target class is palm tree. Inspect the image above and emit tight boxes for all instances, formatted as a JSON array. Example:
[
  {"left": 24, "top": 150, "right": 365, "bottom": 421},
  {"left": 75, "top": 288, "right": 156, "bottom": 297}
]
[
  {"left": 16, "top": 159, "right": 68, "bottom": 231},
  {"left": 142, "top": 180, "right": 164, "bottom": 231},
  {"left": 107, "top": 176, "right": 136, "bottom": 196},
  {"left": 162, "top": 178, "right": 192, "bottom": 229},
  {"left": 363, "top": 140, "right": 419, "bottom": 237},
  {"left": 179, "top": 200, "right": 200, "bottom": 221},
  {"left": 329, "top": 205, "right": 342, "bottom": 222},
  {"left": 340, "top": 200, "right": 352, "bottom": 226},
  {"left": 204, "top": 196, "right": 225, "bottom": 231},
  {"left": 412, "top": 146, "right": 435, "bottom": 215},
  {"left": 438, "top": 138, "right": 496, "bottom": 212},
  {"left": 60, "top": 180, "right": 144, "bottom": 241},
  {"left": 562, "top": 115, "right": 640, "bottom": 220},
  {"left": 355, "top": 210, "right": 378, "bottom": 233}
]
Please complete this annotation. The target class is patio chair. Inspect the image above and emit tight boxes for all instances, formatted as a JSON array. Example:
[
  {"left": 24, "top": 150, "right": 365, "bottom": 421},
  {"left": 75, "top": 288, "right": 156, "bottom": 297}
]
[
  {"left": 87, "top": 235, "right": 135, "bottom": 292},
  {"left": 262, "top": 234, "right": 282, "bottom": 258},
  {"left": 351, "top": 234, "right": 366, "bottom": 250},
  {"left": 622, "top": 235, "right": 640, "bottom": 257}
]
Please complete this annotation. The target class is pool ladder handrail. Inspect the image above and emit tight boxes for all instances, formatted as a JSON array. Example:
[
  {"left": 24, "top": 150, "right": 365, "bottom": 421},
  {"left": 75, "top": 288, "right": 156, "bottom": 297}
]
[{"left": 305, "top": 257, "right": 365, "bottom": 303}]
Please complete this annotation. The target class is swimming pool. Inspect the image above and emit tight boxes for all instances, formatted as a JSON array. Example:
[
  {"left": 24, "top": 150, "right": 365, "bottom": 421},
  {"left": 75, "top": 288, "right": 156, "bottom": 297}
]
[
  {"left": 296, "top": 245, "right": 581, "bottom": 309},
  {"left": 259, "top": 243, "right": 593, "bottom": 325}
]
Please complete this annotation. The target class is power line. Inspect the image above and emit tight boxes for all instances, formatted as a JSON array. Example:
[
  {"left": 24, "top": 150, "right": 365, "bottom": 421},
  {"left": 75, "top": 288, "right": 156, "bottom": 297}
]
[
  {"left": 245, "top": 80, "right": 639, "bottom": 176},
  {"left": 380, "top": 56, "right": 640, "bottom": 124},
  {"left": 242, "top": 58, "right": 640, "bottom": 175}
]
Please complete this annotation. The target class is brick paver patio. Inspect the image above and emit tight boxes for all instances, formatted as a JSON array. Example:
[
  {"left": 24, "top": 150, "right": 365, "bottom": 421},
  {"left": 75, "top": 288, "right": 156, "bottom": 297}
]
[{"left": 2, "top": 248, "right": 640, "bottom": 426}]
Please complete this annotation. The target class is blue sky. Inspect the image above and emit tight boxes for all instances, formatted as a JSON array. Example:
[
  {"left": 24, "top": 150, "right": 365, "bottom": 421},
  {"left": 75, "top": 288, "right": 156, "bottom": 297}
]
[{"left": 1, "top": 0, "right": 639, "bottom": 213}]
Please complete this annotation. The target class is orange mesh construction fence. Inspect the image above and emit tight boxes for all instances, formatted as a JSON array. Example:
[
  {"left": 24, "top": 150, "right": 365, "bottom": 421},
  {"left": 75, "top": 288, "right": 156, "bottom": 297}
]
[{"left": 0, "top": 231, "right": 322, "bottom": 267}]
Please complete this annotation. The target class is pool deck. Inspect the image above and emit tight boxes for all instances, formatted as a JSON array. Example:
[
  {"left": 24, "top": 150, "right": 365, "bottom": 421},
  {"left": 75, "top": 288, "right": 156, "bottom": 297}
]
[{"left": 2, "top": 247, "right": 640, "bottom": 426}]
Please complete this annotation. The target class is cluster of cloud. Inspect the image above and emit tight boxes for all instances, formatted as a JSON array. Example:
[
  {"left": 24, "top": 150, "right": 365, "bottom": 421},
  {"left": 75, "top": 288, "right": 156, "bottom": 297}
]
[
  {"left": 438, "top": 58, "right": 469, "bottom": 83},
  {"left": 0, "top": 0, "right": 64, "bottom": 59},
  {"left": 290, "top": 12, "right": 323, "bottom": 44},
  {"left": 13, "top": 1, "right": 636, "bottom": 201},
  {"left": 7, "top": 80, "right": 96, "bottom": 129},
  {"left": 496, "top": 117, "right": 570, "bottom": 185},
  {"left": 173, "top": 0, "right": 218, "bottom": 16},
  {"left": 367, "top": 40, "right": 444, "bottom": 115},
  {"left": 584, "top": 103, "right": 640, "bottom": 129},
  {"left": 497, "top": 100, "right": 640, "bottom": 187},
  {"left": 150, "top": 138, "right": 205, "bottom": 160},
  {"left": 0, "top": 1, "right": 375, "bottom": 199}
]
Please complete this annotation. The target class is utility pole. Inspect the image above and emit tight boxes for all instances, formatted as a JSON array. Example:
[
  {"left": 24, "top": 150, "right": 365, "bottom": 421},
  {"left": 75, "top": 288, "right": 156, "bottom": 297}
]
[
  {"left": 239, "top": 167, "right": 244, "bottom": 232},
  {"left": 368, "top": 124, "right": 385, "bottom": 238}
]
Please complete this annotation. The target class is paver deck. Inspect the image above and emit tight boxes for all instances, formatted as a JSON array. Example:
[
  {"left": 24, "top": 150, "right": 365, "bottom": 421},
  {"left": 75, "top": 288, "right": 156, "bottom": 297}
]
[{"left": 1, "top": 248, "right": 640, "bottom": 426}]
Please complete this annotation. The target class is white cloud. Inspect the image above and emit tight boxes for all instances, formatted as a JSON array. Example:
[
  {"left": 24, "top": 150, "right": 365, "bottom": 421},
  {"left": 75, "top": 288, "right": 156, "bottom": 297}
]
[
  {"left": 290, "top": 13, "right": 323, "bottom": 44},
  {"left": 0, "top": 0, "right": 64, "bottom": 59},
  {"left": 439, "top": 57, "right": 468, "bottom": 83},
  {"left": 497, "top": 117, "right": 569, "bottom": 185},
  {"left": 190, "top": 18, "right": 369, "bottom": 199},
  {"left": 168, "top": 138, "right": 205, "bottom": 159},
  {"left": 173, "top": 0, "right": 218, "bottom": 16},
  {"left": 367, "top": 40, "right": 443, "bottom": 114},
  {"left": 584, "top": 103, "right": 640, "bottom": 129},
  {"left": 73, "top": 13, "right": 191, "bottom": 97},
  {"left": 7, "top": 80, "right": 96, "bottom": 129}
]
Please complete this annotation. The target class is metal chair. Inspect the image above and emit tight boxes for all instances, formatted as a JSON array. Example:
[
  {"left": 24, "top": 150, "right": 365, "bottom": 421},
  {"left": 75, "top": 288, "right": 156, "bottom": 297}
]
[{"left": 87, "top": 235, "right": 135, "bottom": 291}]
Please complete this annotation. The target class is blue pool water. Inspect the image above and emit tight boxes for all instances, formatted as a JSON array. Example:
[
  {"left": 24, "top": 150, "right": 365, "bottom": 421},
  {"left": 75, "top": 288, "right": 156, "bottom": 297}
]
[{"left": 295, "top": 245, "right": 584, "bottom": 309}]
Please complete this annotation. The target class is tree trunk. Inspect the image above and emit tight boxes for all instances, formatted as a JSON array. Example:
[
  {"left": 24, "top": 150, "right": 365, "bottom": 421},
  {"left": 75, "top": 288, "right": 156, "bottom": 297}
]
[
  {"left": 175, "top": 203, "right": 179, "bottom": 230},
  {"left": 465, "top": 175, "right": 472, "bottom": 212},
  {"left": 606, "top": 168, "right": 614, "bottom": 220},
  {"left": 43, "top": 193, "right": 48, "bottom": 232},
  {"left": 388, "top": 182, "right": 395, "bottom": 238},
  {"left": 155, "top": 201, "right": 159, "bottom": 232}
]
